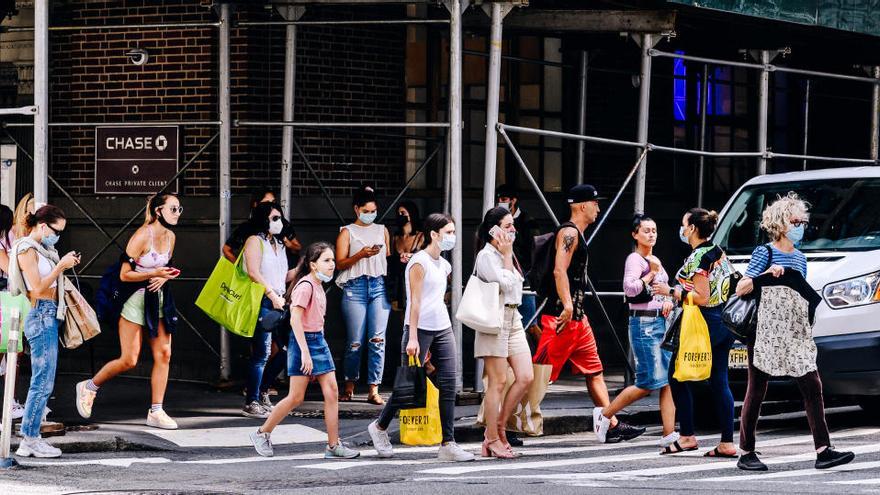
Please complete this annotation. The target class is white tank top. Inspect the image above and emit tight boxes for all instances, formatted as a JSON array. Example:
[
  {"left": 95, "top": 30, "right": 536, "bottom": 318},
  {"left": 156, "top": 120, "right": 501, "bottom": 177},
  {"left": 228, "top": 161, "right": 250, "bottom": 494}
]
[
  {"left": 23, "top": 251, "right": 57, "bottom": 290},
  {"left": 335, "top": 223, "right": 388, "bottom": 287},
  {"left": 244, "top": 235, "right": 288, "bottom": 295},
  {"left": 404, "top": 250, "right": 452, "bottom": 331}
]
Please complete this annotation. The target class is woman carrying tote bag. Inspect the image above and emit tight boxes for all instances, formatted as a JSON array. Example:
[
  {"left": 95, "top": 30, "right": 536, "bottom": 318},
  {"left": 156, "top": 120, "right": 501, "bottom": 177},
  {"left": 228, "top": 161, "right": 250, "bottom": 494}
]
[{"left": 472, "top": 207, "right": 533, "bottom": 459}]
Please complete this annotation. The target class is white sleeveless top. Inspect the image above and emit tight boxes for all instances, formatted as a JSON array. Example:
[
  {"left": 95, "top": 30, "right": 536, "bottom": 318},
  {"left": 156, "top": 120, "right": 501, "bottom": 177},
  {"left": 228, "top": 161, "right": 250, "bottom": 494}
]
[
  {"left": 404, "top": 250, "right": 452, "bottom": 331},
  {"left": 335, "top": 223, "right": 388, "bottom": 287},
  {"left": 244, "top": 235, "right": 288, "bottom": 295}
]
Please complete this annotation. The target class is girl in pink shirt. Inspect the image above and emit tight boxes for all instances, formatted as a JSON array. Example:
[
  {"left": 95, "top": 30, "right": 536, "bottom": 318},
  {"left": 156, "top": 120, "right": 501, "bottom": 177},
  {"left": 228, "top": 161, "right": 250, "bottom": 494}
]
[{"left": 249, "top": 242, "right": 360, "bottom": 459}]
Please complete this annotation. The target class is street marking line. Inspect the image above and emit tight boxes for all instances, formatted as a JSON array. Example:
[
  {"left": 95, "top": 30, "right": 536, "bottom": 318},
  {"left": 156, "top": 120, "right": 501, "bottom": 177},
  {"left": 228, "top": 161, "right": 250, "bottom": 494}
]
[
  {"left": 699, "top": 458, "right": 880, "bottom": 482},
  {"left": 830, "top": 476, "right": 880, "bottom": 485},
  {"left": 21, "top": 457, "right": 173, "bottom": 467},
  {"left": 0, "top": 481, "right": 75, "bottom": 495},
  {"left": 414, "top": 428, "right": 880, "bottom": 478},
  {"left": 144, "top": 423, "right": 327, "bottom": 447}
]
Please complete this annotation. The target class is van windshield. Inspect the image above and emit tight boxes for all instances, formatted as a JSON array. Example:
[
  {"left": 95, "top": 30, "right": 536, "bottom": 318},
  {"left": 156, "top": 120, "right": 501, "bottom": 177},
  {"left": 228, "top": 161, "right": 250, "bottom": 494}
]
[{"left": 714, "top": 178, "right": 880, "bottom": 255}]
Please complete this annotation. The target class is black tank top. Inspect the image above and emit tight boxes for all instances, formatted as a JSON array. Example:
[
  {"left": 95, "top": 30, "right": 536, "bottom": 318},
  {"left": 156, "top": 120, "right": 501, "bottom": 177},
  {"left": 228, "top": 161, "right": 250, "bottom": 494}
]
[{"left": 549, "top": 222, "right": 589, "bottom": 320}]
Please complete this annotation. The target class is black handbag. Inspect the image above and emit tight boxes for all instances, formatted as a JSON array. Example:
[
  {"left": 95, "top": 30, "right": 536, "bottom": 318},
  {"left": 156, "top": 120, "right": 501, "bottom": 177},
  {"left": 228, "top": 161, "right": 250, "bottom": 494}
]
[
  {"left": 387, "top": 355, "right": 427, "bottom": 410},
  {"left": 721, "top": 294, "right": 757, "bottom": 343},
  {"left": 661, "top": 306, "right": 683, "bottom": 352},
  {"left": 624, "top": 258, "right": 654, "bottom": 304}
]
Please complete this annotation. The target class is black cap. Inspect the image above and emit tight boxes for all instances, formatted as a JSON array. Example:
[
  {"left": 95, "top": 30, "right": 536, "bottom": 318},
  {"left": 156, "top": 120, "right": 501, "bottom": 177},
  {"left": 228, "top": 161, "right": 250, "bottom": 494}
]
[
  {"left": 566, "top": 184, "right": 605, "bottom": 204},
  {"left": 495, "top": 183, "right": 517, "bottom": 199}
]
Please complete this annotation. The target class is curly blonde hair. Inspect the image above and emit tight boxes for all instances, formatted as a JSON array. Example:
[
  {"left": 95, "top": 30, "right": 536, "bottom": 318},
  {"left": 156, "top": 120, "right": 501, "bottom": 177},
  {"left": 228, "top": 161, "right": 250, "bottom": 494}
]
[{"left": 761, "top": 192, "right": 810, "bottom": 241}]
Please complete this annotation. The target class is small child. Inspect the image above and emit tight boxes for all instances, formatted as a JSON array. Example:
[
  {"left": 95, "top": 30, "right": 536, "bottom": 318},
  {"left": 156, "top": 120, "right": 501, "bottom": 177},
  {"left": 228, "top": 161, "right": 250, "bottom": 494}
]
[{"left": 249, "top": 242, "right": 359, "bottom": 459}]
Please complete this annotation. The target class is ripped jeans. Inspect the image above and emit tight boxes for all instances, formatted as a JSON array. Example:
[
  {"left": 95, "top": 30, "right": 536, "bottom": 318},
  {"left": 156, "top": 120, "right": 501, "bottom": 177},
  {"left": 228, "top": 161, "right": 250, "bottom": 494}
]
[
  {"left": 21, "top": 300, "right": 60, "bottom": 439},
  {"left": 341, "top": 275, "right": 390, "bottom": 385}
]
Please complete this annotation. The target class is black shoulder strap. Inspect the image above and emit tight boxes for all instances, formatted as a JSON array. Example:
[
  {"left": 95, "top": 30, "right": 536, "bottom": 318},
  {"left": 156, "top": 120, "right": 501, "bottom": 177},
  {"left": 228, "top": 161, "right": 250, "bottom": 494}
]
[
  {"left": 764, "top": 243, "right": 773, "bottom": 272},
  {"left": 292, "top": 278, "right": 314, "bottom": 307}
]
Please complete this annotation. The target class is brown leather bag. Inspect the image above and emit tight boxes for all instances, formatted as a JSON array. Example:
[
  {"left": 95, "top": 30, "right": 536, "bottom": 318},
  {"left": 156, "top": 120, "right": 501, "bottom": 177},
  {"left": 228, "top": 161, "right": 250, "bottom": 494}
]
[{"left": 60, "top": 276, "right": 101, "bottom": 349}]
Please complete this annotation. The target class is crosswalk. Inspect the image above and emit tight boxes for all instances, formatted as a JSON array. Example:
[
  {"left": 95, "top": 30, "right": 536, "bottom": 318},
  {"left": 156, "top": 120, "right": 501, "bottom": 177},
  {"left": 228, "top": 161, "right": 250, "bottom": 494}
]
[{"left": 14, "top": 425, "right": 880, "bottom": 489}]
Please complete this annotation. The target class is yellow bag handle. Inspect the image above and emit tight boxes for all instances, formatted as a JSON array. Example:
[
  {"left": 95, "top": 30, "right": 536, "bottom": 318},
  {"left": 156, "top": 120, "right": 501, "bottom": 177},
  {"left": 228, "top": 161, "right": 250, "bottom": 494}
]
[
  {"left": 408, "top": 354, "right": 422, "bottom": 367},
  {"left": 684, "top": 291, "right": 694, "bottom": 307}
]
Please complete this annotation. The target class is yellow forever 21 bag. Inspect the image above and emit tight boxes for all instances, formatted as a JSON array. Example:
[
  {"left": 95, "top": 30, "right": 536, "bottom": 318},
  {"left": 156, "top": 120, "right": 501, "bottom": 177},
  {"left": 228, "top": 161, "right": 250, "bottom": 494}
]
[
  {"left": 399, "top": 376, "right": 442, "bottom": 446},
  {"left": 673, "top": 293, "right": 712, "bottom": 382}
]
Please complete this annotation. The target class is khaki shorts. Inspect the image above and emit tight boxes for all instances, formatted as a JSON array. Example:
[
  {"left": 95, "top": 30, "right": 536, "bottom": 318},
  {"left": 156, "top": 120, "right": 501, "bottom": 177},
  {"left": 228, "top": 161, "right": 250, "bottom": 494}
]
[
  {"left": 474, "top": 307, "right": 530, "bottom": 358},
  {"left": 121, "top": 289, "right": 164, "bottom": 327}
]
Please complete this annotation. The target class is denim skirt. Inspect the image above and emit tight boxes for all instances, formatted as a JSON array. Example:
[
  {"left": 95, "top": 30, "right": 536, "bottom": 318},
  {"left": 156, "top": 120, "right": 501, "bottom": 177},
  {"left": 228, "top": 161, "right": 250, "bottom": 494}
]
[
  {"left": 629, "top": 315, "right": 672, "bottom": 390},
  {"left": 288, "top": 331, "right": 336, "bottom": 377}
]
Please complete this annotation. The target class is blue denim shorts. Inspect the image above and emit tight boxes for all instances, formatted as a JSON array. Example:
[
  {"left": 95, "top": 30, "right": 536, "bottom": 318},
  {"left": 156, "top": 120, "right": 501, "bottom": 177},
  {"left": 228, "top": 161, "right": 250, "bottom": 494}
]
[
  {"left": 629, "top": 316, "right": 672, "bottom": 390},
  {"left": 288, "top": 331, "right": 336, "bottom": 377}
]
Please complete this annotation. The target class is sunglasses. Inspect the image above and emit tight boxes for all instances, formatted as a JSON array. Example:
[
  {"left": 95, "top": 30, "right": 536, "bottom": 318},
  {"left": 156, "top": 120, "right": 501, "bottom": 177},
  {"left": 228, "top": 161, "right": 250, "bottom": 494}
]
[
  {"left": 791, "top": 219, "right": 810, "bottom": 227},
  {"left": 162, "top": 206, "right": 184, "bottom": 214},
  {"left": 270, "top": 215, "right": 282, "bottom": 222},
  {"left": 46, "top": 224, "right": 64, "bottom": 235}
]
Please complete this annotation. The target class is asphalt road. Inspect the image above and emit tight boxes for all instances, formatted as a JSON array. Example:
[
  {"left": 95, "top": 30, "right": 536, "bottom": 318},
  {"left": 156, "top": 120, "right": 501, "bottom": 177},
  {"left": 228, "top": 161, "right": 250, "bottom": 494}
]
[{"left": 3, "top": 405, "right": 880, "bottom": 494}]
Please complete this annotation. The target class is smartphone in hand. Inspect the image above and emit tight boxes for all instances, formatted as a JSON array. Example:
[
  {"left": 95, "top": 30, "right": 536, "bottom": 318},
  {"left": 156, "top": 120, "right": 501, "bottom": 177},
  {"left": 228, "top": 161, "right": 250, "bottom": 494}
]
[{"left": 489, "top": 225, "right": 503, "bottom": 239}]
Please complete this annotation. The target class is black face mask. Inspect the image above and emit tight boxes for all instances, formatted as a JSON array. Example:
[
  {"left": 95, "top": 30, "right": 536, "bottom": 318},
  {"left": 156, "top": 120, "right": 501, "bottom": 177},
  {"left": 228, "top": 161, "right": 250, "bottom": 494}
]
[
  {"left": 157, "top": 213, "right": 174, "bottom": 230},
  {"left": 396, "top": 213, "right": 410, "bottom": 228}
]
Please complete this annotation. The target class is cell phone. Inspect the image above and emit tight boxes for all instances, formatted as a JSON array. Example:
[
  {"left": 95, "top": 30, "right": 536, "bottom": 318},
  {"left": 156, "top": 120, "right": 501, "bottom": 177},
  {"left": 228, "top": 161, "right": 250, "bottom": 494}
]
[
  {"left": 169, "top": 267, "right": 181, "bottom": 276},
  {"left": 372, "top": 244, "right": 382, "bottom": 250},
  {"left": 489, "top": 226, "right": 503, "bottom": 238}
]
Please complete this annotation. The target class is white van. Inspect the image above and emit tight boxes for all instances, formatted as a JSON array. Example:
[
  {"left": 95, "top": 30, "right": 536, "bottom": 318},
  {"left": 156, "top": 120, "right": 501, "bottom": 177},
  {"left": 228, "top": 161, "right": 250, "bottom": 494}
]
[{"left": 713, "top": 167, "right": 880, "bottom": 407}]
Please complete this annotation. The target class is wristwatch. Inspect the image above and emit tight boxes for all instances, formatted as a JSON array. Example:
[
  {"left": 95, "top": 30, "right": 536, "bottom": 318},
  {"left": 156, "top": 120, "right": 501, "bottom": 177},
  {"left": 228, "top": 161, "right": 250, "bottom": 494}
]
[{"left": 668, "top": 287, "right": 675, "bottom": 296}]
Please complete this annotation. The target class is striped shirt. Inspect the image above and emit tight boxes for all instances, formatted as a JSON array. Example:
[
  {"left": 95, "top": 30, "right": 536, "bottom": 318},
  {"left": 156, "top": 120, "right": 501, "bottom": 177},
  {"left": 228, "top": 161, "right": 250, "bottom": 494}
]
[{"left": 745, "top": 244, "right": 807, "bottom": 278}]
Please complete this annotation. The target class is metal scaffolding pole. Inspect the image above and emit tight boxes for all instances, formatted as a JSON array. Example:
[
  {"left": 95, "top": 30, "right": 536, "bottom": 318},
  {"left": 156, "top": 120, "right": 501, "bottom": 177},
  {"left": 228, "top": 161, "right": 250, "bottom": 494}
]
[
  {"left": 697, "top": 64, "right": 709, "bottom": 207},
  {"left": 481, "top": 2, "right": 512, "bottom": 214},
  {"left": 280, "top": 6, "right": 304, "bottom": 218},
  {"left": 576, "top": 50, "right": 588, "bottom": 184},
  {"left": 872, "top": 67, "right": 880, "bottom": 163},
  {"left": 803, "top": 80, "right": 811, "bottom": 171},
  {"left": 445, "top": 0, "right": 466, "bottom": 391},
  {"left": 757, "top": 50, "right": 771, "bottom": 175},
  {"left": 33, "top": 0, "right": 48, "bottom": 206},
  {"left": 634, "top": 33, "right": 653, "bottom": 214},
  {"left": 218, "top": 2, "right": 232, "bottom": 382}
]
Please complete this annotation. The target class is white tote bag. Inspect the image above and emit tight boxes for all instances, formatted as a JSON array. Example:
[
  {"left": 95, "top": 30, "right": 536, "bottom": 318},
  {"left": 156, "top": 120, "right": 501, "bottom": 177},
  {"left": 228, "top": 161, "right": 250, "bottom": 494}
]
[{"left": 456, "top": 273, "right": 503, "bottom": 335}]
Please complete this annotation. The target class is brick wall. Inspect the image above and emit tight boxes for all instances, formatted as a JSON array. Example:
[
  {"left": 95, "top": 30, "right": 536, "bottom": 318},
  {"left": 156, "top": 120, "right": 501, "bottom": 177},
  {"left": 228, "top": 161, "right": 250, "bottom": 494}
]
[{"left": 48, "top": 1, "right": 406, "bottom": 198}]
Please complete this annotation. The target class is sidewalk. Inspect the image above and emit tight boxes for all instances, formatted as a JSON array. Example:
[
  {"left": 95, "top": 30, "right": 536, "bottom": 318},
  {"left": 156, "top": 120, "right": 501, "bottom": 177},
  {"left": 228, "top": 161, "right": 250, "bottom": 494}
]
[{"left": 6, "top": 371, "right": 656, "bottom": 454}]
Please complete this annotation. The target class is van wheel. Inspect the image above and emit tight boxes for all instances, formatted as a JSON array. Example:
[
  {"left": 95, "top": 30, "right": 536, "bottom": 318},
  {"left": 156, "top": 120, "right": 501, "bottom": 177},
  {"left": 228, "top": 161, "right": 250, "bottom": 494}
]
[{"left": 858, "top": 397, "right": 880, "bottom": 413}]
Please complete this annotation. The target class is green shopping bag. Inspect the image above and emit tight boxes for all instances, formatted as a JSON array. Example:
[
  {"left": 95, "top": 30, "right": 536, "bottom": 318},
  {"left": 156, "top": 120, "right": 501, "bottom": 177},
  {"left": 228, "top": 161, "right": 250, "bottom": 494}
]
[
  {"left": 195, "top": 252, "right": 264, "bottom": 338},
  {"left": 0, "top": 292, "right": 30, "bottom": 353}
]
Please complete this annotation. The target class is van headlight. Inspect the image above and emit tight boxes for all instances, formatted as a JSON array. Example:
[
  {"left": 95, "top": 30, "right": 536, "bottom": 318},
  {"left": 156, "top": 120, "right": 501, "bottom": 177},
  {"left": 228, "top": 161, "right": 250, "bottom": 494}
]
[{"left": 823, "top": 271, "right": 880, "bottom": 309}]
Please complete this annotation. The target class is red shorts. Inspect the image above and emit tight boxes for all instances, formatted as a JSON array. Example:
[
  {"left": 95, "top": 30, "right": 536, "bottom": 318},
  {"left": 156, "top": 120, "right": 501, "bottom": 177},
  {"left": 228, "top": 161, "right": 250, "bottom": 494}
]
[{"left": 533, "top": 314, "right": 603, "bottom": 382}]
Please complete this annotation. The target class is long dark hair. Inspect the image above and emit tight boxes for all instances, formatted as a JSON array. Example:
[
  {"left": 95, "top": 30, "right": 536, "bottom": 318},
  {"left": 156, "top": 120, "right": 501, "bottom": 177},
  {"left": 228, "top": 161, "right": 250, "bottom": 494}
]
[
  {"left": 286, "top": 241, "right": 334, "bottom": 301},
  {"left": 396, "top": 200, "right": 423, "bottom": 235},
  {"left": 475, "top": 206, "right": 510, "bottom": 256},
  {"left": 353, "top": 185, "right": 377, "bottom": 208},
  {"left": 0, "top": 205, "right": 12, "bottom": 246},
  {"left": 247, "top": 201, "right": 284, "bottom": 245},
  {"left": 421, "top": 213, "right": 454, "bottom": 249},
  {"left": 686, "top": 207, "right": 719, "bottom": 239}
]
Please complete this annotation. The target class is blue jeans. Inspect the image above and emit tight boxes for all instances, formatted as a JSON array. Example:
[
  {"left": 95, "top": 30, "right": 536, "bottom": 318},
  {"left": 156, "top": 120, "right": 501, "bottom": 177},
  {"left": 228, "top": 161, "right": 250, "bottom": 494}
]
[
  {"left": 341, "top": 276, "right": 390, "bottom": 385},
  {"left": 246, "top": 297, "right": 284, "bottom": 403},
  {"left": 629, "top": 315, "right": 672, "bottom": 390},
  {"left": 518, "top": 292, "right": 538, "bottom": 329},
  {"left": 669, "top": 305, "right": 735, "bottom": 442},
  {"left": 22, "top": 300, "right": 60, "bottom": 438}
]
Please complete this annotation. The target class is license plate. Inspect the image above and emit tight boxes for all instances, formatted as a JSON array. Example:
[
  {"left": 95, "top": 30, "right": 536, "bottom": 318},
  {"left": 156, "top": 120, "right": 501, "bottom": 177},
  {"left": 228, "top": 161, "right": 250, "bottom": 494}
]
[{"left": 729, "top": 345, "right": 749, "bottom": 370}]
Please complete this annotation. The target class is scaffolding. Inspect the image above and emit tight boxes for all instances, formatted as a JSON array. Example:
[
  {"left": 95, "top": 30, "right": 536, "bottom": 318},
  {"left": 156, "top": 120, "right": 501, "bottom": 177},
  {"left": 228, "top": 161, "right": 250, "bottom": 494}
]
[{"left": 3, "top": 0, "right": 880, "bottom": 389}]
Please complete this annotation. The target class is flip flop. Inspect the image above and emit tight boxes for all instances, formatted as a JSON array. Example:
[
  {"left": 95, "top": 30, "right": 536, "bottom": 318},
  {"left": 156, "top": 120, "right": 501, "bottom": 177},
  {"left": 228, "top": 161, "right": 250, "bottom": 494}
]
[
  {"left": 660, "top": 441, "right": 699, "bottom": 455},
  {"left": 704, "top": 446, "right": 738, "bottom": 458}
]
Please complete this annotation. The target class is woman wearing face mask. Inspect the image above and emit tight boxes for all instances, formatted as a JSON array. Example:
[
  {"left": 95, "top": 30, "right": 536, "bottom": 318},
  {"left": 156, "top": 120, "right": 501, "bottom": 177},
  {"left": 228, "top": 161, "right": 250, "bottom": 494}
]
[
  {"left": 368, "top": 214, "right": 474, "bottom": 462},
  {"left": 9, "top": 205, "right": 80, "bottom": 457},
  {"left": 75, "top": 194, "right": 182, "bottom": 430},
  {"left": 652, "top": 208, "right": 737, "bottom": 458},
  {"left": 335, "top": 186, "right": 391, "bottom": 405},
  {"left": 236, "top": 202, "right": 298, "bottom": 419},
  {"left": 473, "top": 207, "right": 533, "bottom": 458},
  {"left": 734, "top": 193, "right": 854, "bottom": 471},
  {"left": 388, "top": 200, "right": 423, "bottom": 312}
]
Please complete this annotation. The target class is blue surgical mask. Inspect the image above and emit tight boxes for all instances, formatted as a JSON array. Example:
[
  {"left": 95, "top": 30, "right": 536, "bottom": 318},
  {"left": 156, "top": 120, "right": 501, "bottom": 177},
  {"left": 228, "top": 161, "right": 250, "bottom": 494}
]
[
  {"left": 359, "top": 212, "right": 377, "bottom": 225},
  {"left": 439, "top": 234, "right": 456, "bottom": 251},
  {"left": 786, "top": 224, "right": 805, "bottom": 244},
  {"left": 678, "top": 226, "right": 689, "bottom": 244},
  {"left": 42, "top": 233, "right": 60, "bottom": 248},
  {"left": 316, "top": 271, "right": 333, "bottom": 283}
]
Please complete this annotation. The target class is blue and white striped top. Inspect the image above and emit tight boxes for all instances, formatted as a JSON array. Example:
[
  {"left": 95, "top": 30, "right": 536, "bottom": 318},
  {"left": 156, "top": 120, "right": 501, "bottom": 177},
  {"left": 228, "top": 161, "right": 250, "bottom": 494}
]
[{"left": 744, "top": 244, "right": 808, "bottom": 278}]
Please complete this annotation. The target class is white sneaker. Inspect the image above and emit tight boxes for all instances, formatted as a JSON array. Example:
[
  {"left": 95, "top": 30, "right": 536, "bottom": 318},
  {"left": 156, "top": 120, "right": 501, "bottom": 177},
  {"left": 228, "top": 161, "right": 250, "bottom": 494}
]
[
  {"left": 146, "top": 409, "right": 179, "bottom": 430},
  {"left": 437, "top": 442, "right": 475, "bottom": 462},
  {"left": 593, "top": 407, "right": 611, "bottom": 443},
  {"left": 75, "top": 380, "right": 97, "bottom": 419},
  {"left": 368, "top": 421, "right": 393, "bottom": 458},
  {"left": 11, "top": 400, "right": 24, "bottom": 420},
  {"left": 249, "top": 429, "right": 274, "bottom": 457},
  {"left": 16, "top": 437, "right": 62, "bottom": 458}
]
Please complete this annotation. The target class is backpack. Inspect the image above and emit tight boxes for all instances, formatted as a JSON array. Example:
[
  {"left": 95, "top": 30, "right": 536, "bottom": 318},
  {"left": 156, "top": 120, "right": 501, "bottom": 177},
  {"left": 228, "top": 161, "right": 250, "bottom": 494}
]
[
  {"left": 95, "top": 260, "right": 123, "bottom": 323},
  {"left": 529, "top": 221, "right": 577, "bottom": 301}
]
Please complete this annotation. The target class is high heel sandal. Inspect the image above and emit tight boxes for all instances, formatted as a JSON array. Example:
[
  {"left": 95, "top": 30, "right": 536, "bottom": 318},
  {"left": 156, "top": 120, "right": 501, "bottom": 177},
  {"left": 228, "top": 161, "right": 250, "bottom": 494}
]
[{"left": 482, "top": 438, "right": 516, "bottom": 459}]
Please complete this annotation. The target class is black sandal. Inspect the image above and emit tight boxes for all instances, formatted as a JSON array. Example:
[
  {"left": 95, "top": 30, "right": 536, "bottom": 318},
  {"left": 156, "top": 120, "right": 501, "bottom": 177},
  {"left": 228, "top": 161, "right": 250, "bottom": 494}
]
[
  {"left": 660, "top": 441, "right": 698, "bottom": 455},
  {"left": 704, "top": 446, "right": 738, "bottom": 458}
]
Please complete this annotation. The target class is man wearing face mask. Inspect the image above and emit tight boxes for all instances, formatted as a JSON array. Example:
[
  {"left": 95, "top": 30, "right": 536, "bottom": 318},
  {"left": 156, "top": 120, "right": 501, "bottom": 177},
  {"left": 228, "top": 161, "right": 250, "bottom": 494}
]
[{"left": 533, "top": 185, "right": 645, "bottom": 443}]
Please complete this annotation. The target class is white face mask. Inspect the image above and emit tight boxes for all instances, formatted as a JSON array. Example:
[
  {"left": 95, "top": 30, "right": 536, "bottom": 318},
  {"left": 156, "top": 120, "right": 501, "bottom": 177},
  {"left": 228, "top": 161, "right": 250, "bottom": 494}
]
[
  {"left": 269, "top": 219, "right": 284, "bottom": 235},
  {"left": 497, "top": 202, "right": 510, "bottom": 211},
  {"left": 439, "top": 234, "right": 456, "bottom": 251}
]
